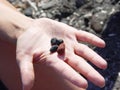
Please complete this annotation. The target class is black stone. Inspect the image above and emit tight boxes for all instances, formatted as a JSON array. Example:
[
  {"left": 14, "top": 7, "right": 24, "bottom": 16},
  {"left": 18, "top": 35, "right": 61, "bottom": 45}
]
[
  {"left": 51, "top": 38, "right": 63, "bottom": 45},
  {"left": 51, "top": 38, "right": 58, "bottom": 45},
  {"left": 50, "top": 45, "right": 58, "bottom": 53},
  {"left": 56, "top": 39, "right": 64, "bottom": 45}
]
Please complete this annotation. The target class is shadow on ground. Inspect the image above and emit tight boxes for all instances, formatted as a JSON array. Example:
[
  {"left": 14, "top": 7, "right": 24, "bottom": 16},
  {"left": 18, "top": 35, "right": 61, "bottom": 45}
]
[{"left": 87, "top": 12, "right": 120, "bottom": 90}]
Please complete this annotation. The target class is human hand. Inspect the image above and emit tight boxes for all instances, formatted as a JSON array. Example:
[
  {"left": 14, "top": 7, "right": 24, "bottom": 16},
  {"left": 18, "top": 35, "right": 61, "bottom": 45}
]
[{"left": 16, "top": 18, "right": 107, "bottom": 90}]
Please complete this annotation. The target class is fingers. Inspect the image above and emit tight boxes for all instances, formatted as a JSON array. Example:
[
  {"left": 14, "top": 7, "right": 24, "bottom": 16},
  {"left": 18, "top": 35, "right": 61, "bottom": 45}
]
[
  {"left": 75, "top": 30, "right": 105, "bottom": 47},
  {"left": 74, "top": 43, "right": 107, "bottom": 69},
  {"left": 47, "top": 53, "right": 88, "bottom": 89},
  {"left": 17, "top": 55, "right": 34, "bottom": 90},
  {"left": 65, "top": 54, "right": 105, "bottom": 88}
]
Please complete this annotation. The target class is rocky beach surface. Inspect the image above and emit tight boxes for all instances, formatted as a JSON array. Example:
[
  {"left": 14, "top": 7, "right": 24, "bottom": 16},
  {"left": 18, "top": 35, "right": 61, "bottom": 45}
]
[{"left": 7, "top": 0, "right": 120, "bottom": 90}]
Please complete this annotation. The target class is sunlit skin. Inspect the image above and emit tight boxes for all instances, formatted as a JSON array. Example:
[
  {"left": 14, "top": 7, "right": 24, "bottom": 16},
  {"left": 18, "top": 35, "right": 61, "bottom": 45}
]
[
  {"left": 0, "top": 0, "right": 107, "bottom": 90},
  {"left": 16, "top": 18, "right": 107, "bottom": 90}
]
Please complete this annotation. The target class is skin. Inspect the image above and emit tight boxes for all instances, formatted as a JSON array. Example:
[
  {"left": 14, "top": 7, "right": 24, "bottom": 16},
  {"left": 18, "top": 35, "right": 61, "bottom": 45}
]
[
  {"left": 0, "top": 0, "right": 107, "bottom": 90},
  {"left": 0, "top": 39, "right": 85, "bottom": 90}
]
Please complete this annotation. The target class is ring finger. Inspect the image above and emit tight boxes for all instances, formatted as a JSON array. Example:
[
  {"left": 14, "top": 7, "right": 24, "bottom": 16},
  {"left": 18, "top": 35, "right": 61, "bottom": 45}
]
[{"left": 64, "top": 54, "right": 105, "bottom": 88}]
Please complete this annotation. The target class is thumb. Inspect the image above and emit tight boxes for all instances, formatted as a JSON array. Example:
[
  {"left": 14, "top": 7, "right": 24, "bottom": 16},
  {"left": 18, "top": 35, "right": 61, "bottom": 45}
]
[{"left": 17, "top": 54, "right": 34, "bottom": 90}]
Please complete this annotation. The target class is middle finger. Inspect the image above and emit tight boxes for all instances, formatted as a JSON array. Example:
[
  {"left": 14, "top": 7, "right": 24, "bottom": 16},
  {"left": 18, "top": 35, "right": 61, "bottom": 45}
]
[{"left": 74, "top": 43, "right": 107, "bottom": 69}]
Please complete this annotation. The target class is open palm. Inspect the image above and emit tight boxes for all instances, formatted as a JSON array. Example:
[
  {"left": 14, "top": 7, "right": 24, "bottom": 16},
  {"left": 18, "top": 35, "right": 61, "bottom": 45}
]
[{"left": 16, "top": 18, "right": 107, "bottom": 90}]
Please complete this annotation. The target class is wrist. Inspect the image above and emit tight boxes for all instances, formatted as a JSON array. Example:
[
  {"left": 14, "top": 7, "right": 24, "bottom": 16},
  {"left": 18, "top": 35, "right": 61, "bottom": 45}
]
[
  {"left": 0, "top": 3, "right": 33, "bottom": 44},
  {"left": 14, "top": 16, "right": 33, "bottom": 41}
]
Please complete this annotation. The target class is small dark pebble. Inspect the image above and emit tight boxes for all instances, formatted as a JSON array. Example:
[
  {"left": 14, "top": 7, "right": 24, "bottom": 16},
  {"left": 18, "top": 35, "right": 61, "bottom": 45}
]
[
  {"left": 51, "top": 38, "right": 58, "bottom": 45},
  {"left": 51, "top": 38, "right": 63, "bottom": 45},
  {"left": 56, "top": 39, "right": 64, "bottom": 45},
  {"left": 50, "top": 45, "right": 58, "bottom": 53}
]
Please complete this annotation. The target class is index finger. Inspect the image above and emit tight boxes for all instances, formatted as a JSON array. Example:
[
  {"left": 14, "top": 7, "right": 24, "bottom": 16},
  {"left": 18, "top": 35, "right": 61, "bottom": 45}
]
[{"left": 75, "top": 30, "right": 105, "bottom": 47}]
